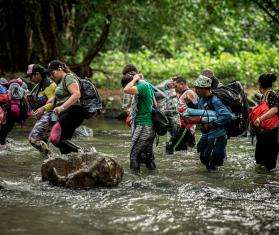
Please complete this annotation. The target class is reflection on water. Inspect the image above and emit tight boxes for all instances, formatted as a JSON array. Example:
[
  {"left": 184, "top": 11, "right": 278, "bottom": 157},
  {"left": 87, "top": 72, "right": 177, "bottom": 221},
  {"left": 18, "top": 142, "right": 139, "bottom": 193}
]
[{"left": 1, "top": 118, "right": 279, "bottom": 234}]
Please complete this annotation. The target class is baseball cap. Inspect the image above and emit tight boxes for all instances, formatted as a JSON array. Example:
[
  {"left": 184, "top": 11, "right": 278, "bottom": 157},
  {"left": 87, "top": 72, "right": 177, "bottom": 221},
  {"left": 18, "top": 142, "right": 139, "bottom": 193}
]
[
  {"left": 46, "top": 60, "right": 65, "bottom": 73},
  {"left": 26, "top": 64, "right": 45, "bottom": 76}
]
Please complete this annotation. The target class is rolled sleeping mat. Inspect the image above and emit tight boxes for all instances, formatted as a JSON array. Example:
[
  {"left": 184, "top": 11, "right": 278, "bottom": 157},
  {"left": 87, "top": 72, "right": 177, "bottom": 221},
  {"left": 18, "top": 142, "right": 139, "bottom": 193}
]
[
  {"left": 180, "top": 108, "right": 217, "bottom": 117},
  {"left": 181, "top": 116, "right": 218, "bottom": 125}
]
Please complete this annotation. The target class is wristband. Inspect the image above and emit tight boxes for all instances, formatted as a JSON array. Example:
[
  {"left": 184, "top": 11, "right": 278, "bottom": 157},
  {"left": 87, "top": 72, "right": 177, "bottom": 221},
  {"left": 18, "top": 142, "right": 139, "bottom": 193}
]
[{"left": 60, "top": 105, "right": 65, "bottom": 111}]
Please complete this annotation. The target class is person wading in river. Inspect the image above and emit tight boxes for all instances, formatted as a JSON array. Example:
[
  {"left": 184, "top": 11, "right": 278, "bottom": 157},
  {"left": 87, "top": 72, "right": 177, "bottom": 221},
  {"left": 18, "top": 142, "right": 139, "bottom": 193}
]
[
  {"left": 252, "top": 74, "right": 278, "bottom": 171},
  {"left": 121, "top": 64, "right": 156, "bottom": 172},
  {"left": 165, "top": 76, "right": 197, "bottom": 154},
  {"left": 47, "top": 60, "right": 86, "bottom": 154},
  {"left": 194, "top": 75, "right": 233, "bottom": 170},
  {"left": 27, "top": 64, "right": 57, "bottom": 157}
]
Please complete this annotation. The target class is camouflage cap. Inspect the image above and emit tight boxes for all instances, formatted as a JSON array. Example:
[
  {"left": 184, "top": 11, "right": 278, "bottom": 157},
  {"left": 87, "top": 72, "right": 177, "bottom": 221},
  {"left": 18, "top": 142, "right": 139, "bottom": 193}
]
[{"left": 194, "top": 75, "right": 212, "bottom": 88}]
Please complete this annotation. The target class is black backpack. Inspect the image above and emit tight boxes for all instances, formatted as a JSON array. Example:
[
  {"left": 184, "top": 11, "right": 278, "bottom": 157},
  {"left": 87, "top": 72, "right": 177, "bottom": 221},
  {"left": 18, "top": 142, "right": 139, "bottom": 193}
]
[
  {"left": 212, "top": 81, "right": 249, "bottom": 137},
  {"left": 152, "top": 107, "right": 169, "bottom": 136},
  {"left": 63, "top": 75, "right": 102, "bottom": 119}
]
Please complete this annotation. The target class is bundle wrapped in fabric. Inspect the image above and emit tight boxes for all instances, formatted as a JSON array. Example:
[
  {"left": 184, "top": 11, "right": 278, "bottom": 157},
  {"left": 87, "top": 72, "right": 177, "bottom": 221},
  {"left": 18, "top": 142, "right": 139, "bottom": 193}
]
[{"left": 179, "top": 108, "right": 218, "bottom": 124}]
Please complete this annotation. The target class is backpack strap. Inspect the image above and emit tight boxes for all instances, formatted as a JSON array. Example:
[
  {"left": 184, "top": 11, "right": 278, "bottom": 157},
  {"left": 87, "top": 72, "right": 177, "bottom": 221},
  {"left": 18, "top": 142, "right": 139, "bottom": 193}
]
[
  {"left": 264, "top": 90, "right": 272, "bottom": 103},
  {"left": 62, "top": 74, "right": 71, "bottom": 95}
]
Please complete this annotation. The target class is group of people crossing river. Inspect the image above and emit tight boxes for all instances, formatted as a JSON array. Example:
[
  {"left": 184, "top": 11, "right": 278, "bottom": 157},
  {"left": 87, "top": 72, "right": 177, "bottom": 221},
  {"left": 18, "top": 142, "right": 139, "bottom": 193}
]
[
  {"left": 121, "top": 64, "right": 278, "bottom": 172},
  {"left": 0, "top": 61, "right": 278, "bottom": 174}
]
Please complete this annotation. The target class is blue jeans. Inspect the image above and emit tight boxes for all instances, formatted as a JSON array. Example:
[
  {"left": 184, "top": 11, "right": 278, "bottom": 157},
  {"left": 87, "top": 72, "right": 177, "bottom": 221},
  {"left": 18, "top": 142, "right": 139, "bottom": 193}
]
[{"left": 197, "top": 135, "right": 227, "bottom": 169}]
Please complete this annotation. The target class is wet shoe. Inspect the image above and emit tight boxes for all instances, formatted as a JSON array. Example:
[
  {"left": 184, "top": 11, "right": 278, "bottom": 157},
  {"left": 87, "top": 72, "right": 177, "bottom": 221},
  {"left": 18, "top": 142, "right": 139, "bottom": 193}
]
[
  {"left": 165, "top": 142, "right": 174, "bottom": 155},
  {"left": 146, "top": 160, "right": 156, "bottom": 171}
]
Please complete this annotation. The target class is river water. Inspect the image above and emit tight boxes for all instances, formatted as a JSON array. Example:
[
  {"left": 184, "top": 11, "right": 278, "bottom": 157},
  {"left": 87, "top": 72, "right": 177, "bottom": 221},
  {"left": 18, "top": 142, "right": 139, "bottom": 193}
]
[{"left": 0, "top": 118, "right": 279, "bottom": 235}]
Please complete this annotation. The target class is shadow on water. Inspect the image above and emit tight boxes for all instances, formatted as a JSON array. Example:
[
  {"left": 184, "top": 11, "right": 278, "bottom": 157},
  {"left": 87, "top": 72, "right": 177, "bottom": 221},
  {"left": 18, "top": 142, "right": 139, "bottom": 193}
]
[{"left": 1, "top": 118, "right": 279, "bottom": 235}]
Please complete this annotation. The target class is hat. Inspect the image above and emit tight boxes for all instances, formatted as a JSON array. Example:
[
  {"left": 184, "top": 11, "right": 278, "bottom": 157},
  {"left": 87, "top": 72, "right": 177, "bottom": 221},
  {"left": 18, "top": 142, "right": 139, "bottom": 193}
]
[
  {"left": 46, "top": 60, "right": 65, "bottom": 73},
  {"left": 26, "top": 64, "right": 45, "bottom": 76},
  {"left": 194, "top": 75, "right": 212, "bottom": 88}
]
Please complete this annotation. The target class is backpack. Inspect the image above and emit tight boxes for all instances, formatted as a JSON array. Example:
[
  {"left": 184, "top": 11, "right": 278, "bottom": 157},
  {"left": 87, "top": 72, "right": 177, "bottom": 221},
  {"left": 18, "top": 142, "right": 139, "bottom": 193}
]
[
  {"left": 212, "top": 81, "right": 249, "bottom": 137},
  {"left": 8, "top": 80, "right": 29, "bottom": 123},
  {"left": 152, "top": 107, "right": 169, "bottom": 136},
  {"left": 63, "top": 75, "right": 102, "bottom": 119}
]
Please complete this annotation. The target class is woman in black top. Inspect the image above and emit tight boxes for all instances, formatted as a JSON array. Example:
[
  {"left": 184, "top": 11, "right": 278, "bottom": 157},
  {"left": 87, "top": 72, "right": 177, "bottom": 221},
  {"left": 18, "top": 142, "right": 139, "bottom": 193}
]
[{"left": 253, "top": 74, "right": 278, "bottom": 170}]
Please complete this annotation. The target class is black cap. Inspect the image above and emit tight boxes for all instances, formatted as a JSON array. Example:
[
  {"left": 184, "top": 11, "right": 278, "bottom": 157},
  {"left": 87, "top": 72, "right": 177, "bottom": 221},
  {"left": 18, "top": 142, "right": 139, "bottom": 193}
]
[{"left": 46, "top": 60, "right": 65, "bottom": 72}]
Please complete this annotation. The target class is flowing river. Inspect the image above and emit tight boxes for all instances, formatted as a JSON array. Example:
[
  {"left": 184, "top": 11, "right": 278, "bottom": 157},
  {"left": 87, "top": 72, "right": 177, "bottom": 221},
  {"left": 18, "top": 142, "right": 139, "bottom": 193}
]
[{"left": 1, "top": 118, "right": 279, "bottom": 235}]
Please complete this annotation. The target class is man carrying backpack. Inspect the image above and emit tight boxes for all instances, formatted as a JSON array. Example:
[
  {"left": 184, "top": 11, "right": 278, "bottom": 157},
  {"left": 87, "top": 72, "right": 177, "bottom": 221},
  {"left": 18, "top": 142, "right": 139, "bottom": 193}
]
[
  {"left": 121, "top": 64, "right": 156, "bottom": 172},
  {"left": 194, "top": 75, "right": 233, "bottom": 170},
  {"left": 165, "top": 76, "right": 197, "bottom": 154}
]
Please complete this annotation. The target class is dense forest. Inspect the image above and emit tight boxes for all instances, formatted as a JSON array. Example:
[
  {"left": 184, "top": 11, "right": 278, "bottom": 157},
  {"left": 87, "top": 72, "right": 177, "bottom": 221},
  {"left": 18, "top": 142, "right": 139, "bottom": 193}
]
[{"left": 0, "top": 0, "right": 278, "bottom": 87}]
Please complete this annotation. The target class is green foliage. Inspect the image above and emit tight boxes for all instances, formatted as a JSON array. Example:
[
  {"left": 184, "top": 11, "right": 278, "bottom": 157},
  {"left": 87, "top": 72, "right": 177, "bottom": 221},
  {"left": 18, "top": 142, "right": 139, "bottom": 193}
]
[
  {"left": 107, "top": 0, "right": 278, "bottom": 56},
  {"left": 88, "top": 0, "right": 278, "bottom": 90},
  {"left": 92, "top": 41, "right": 279, "bottom": 88}
]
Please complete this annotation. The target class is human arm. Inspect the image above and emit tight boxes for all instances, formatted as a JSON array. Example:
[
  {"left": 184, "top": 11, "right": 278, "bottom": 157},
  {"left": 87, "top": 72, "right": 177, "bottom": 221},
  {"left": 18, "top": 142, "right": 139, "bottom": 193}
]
[
  {"left": 254, "top": 92, "right": 278, "bottom": 127},
  {"left": 54, "top": 82, "right": 80, "bottom": 115},
  {"left": 179, "top": 90, "right": 196, "bottom": 103},
  {"left": 123, "top": 74, "right": 141, "bottom": 95},
  {"left": 153, "top": 95, "right": 157, "bottom": 108},
  {"left": 33, "top": 83, "right": 57, "bottom": 117},
  {"left": 254, "top": 107, "right": 278, "bottom": 127}
]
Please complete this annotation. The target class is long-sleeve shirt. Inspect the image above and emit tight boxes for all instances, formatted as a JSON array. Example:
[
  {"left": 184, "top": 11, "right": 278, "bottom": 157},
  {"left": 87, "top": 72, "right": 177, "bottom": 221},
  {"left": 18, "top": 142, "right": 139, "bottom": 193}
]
[{"left": 198, "top": 95, "right": 233, "bottom": 138}]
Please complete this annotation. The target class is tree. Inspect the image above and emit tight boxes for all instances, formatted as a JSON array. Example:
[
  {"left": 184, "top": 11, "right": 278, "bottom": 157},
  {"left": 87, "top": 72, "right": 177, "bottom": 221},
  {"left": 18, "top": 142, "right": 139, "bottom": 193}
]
[
  {"left": 0, "top": 0, "right": 115, "bottom": 77},
  {"left": 253, "top": 0, "right": 279, "bottom": 25}
]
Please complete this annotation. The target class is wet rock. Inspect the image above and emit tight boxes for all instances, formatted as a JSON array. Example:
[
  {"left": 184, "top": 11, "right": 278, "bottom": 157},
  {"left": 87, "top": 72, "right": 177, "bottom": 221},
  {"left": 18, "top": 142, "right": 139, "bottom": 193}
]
[{"left": 41, "top": 152, "right": 124, "bottom": 188}]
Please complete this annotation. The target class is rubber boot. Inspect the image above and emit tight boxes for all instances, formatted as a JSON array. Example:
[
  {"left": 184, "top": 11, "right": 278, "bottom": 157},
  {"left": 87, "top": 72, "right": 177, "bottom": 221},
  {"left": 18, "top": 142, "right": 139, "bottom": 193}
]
[{"left": 57, "top": 140, "right": 80, "bottom": 154}]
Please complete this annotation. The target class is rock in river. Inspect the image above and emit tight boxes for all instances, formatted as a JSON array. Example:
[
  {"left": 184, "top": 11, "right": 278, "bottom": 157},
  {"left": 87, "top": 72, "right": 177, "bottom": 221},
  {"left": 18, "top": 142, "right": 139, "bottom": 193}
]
[{"left": 41, "top": 152, "right": 124, "bottom": 188}]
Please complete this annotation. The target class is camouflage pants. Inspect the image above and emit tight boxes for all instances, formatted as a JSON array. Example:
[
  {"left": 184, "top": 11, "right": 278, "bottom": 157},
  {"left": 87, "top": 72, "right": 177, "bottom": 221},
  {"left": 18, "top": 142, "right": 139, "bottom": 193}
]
[
  {"left": 29, "top": 112, "right": 52, "bottom": 156},
  {"left": 130, "top": 125, "right": 155, "bottom": 163}
]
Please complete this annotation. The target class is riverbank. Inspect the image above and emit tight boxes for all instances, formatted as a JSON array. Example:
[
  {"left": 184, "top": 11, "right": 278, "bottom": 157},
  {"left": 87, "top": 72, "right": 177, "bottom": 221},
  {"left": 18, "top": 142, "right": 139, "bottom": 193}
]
[{"left": 99, "top": 88, "right": 125, "bottom": 119}]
